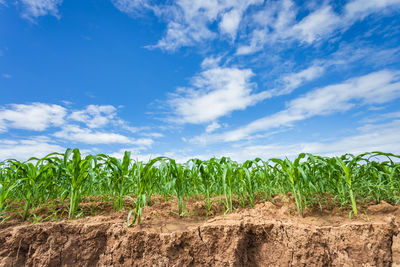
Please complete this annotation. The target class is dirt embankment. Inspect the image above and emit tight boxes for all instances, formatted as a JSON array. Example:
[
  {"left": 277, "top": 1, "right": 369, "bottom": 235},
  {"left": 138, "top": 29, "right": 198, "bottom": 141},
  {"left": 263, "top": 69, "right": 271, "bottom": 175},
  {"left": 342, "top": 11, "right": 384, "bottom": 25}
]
[{"left": 0, "top": 199, "right": 399, "bottom": 266}]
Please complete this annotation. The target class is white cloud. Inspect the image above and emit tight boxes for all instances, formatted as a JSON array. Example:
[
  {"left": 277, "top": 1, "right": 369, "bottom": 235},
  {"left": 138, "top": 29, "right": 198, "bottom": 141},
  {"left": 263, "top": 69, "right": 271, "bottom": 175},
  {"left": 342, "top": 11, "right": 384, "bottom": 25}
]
[
  {"left": 53, "top": 124, "right": 153, "bottom": 146},
  {"left": 205, "top": 121, "right": 221, "bottom": 133},
  {"left": 168, "top": 67, "right": 269, "bottom": 124},
  {"left": 235, "top": 1, "right": 346, "bottom": 53},
  {"left": 0, "top": 137, "right": 64, "bottom": 161},
  {"left": 237, "top": 0, "right": 400, "bottom": 55},
  {"left": 2, "top": 73, "right": 11, "bottom": 79},
  {"left": 327, "top": 45, "right": 400, "bottom": 68},
  {"left": 218, "top": 1, "right": 263, "bottom": 40},
  {"left": 152, "top": 21, "right": 215, "bottom": 51},
  {"left": 236, "top": 0, "right": 296, "bottom": 55},
  {"left": 110, "top": 0, "right": 152, "bottom": 15},
  {"left": 0, "top": 102, "right": 149, "bottom": 134},
  {"left": 69, "top": 105, "right": 117, "bottom": 128},
  {"left": 193, "top": 70, "right": 400, "bottom": 143},
  {"left": 219, "top": 9, "right": 241, "bottom": 39},
  {"left": 132, "top": 137, "right": 154, "bottom": 147},
  {"left": 19, "top": 0, "right": 63, "bottom": 21},
  {"left": 275, "top": 65, "right": 325, "bottom": 95},
  {"left": 263, "top": 45, "right": 400, "bottom": 99},
  {"left": 235, "top": 31, "right": 264, "bottom": 55},
  {"left": 113, "top": 0, "right": 263, "bottom": 51},
  {"left": 0, "top": 103, "right": 66, "bottom": 132},
  {"left": 142, "top": 132, "right": 164, "bottom": 138},
  {"left": 292, "top": 6, "right": 341, "bottom": 43},
  {"left": 166, "top": 119, "right": 400, "bottom": 162},
  {"left": 201, "top": 56, "right": 223, "bottom": 69},
  {"left": 0, "top": 102, "right": 156, "bottom": 149},
  {"left": 219, "top": 120, "right": 400, "bottom": 162},
  {"left": 0, "top": 102, "right": 159, "bottom": 160},
  {"left": 112, "top": 0, "right": 400, "bottom": 53},
  {"left": 361, "top": 111, "right": 400, "bottom": 123},
  {"left": 149, "top": 0, "right": 223, "bottom": 50},
  {"left": 345, "top": 0, "right": 400, "bottom": 20},
  {"left": 109, "top": 119, "right": 400, "bottom": 163}
]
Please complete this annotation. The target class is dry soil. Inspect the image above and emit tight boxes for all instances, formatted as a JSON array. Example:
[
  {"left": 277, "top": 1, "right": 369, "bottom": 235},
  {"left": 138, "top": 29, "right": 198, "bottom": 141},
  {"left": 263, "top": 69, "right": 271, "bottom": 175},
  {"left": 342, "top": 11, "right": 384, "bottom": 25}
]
[{"left": 0, "top": 197, "right": 399, "bottom": 266}]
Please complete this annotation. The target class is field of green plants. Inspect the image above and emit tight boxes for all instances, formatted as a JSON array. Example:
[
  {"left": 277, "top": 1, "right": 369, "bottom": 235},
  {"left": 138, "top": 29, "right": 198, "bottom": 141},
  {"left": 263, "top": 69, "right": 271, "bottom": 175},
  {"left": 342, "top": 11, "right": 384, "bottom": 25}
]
[{"left": 0, "top": 149, "right": 399, "bottom": 225}]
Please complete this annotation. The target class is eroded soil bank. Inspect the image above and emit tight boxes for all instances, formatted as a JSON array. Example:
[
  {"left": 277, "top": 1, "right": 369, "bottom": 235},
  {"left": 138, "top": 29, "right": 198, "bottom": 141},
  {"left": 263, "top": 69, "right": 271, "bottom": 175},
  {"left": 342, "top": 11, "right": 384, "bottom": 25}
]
[{"left": 0, "top": 199, "right": 399, "bottom": 266}]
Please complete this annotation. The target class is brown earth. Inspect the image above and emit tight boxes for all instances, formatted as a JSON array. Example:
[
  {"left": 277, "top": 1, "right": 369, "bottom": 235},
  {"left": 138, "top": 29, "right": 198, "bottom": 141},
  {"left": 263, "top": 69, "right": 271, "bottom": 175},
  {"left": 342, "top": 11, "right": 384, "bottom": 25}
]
[{"left": 0, "top": 197, "right": 399, "bottom": 266}]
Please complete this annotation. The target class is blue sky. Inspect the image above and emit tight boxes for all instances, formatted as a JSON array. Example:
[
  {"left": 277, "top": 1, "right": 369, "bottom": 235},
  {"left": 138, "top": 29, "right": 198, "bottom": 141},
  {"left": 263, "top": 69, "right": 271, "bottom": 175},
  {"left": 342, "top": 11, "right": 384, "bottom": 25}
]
[{"left": 1, "top": 0, "right": 400, "bottom": 161}]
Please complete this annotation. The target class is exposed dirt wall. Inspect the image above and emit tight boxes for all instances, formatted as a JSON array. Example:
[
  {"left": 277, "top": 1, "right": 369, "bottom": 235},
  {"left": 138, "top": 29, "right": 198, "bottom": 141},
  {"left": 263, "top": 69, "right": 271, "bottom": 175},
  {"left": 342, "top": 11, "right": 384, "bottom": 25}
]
[{"left": 0, "top": 202, "right": 399, "bottom": 266}]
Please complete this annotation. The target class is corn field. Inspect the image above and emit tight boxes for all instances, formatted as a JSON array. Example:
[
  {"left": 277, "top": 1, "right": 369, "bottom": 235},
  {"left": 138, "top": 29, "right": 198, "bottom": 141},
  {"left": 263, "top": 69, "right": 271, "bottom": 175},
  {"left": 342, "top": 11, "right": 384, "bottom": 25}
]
[{"left": 0, "top": 149, "right": 399, "bottom": 225}]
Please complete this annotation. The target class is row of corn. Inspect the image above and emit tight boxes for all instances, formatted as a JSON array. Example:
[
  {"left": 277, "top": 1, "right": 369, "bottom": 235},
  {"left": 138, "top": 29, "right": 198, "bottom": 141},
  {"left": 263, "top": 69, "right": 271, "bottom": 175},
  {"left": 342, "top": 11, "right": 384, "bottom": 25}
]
[{"left": 0, "top": 149, "right": 399, "bottom": 224}]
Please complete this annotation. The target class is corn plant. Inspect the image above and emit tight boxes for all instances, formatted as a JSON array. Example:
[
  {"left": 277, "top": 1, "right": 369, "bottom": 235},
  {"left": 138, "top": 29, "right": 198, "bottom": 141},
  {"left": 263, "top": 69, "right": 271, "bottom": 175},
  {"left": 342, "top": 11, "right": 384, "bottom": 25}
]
[
  {"left": 220, "top": 157, "right": 234, "bottom": 213},
  {"left": 199, "top": 159, "right": 215, "bottom": 214},
  {"left": 167, "top": 159, "right": 188, "bottom": 216},
  {"left": 12, "top": 155, "right": 60, "bottom": 220},
  {"left": 63, "top": 148, "right": 95, "bottom": 218},
  {"left": 0, "top": 160, "right": 17, "bottom": 216},
  {"left": 335, "top": 154, "right": 359, "bottom": 216},
  {"left": 102, "top": 151, "right": 132, "bottom": 210},
  {"left": 271, "top": 153, "right": 308, "bottom": 217},
  {"left": 127, "top": 157, "right": 164, "bottom": 226}
]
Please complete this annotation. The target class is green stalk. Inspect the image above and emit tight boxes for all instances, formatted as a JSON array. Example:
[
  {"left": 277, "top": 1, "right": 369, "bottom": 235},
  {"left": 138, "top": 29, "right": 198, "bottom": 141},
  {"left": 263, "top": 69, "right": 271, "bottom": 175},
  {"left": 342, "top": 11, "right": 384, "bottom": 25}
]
[{"left": 336, "top": 157, "right": 358, "bottom": 217}]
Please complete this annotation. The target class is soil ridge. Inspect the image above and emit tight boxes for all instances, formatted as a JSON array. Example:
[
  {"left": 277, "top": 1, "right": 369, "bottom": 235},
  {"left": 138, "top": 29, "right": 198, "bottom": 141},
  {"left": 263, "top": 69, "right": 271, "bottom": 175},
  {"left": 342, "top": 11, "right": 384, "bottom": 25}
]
[{"left": 0, "top": 211, "right": 398, "bottom": 267}]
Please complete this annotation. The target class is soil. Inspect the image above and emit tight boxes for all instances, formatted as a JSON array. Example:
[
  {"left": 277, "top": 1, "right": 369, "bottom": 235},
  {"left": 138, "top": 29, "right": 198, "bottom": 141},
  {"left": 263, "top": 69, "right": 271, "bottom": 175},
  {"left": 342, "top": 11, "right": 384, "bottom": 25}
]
[{"left": 0, "top": 196, "right": 399, "bottom": 266}]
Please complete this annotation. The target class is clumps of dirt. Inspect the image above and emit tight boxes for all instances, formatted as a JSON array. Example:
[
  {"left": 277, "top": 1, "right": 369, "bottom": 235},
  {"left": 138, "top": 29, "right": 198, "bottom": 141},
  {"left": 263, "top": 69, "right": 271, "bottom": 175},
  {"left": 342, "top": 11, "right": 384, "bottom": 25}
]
[{"left": 0, "top": 199, "right": 399, "bottom": 266}]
